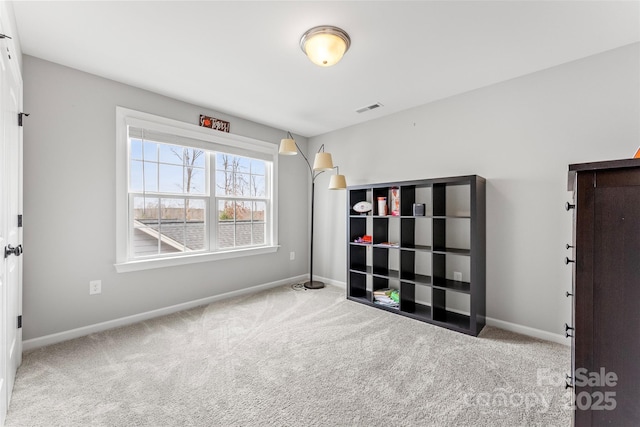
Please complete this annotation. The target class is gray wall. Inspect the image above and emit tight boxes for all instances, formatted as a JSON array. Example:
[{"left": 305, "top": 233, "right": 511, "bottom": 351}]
[
  {"left": 22, "top": 55, "right": 310, "bottom": 340},
  {"left": 22, "top": 42, "right": 640, "bottom": 342},
  {"left": 309, "top": 43, "right": 640, "bottom": 336}
]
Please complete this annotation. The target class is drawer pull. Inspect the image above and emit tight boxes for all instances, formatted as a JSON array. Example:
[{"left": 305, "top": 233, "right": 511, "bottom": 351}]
[{"left": 565, "top": 374, "right": 573, "bottom": 389}]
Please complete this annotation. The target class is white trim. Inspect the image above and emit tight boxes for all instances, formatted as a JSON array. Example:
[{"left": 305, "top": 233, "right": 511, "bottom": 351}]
[
  {"left": 312, "top": 275, "right": 346, "bottom": 288},
  {"left": 114, "top": 245, "right": 279, "bottom": 273},
  {"left": 115, "top": 106, "right": 279, "bottom": 269},
  {"left": 485, "top": 317, "right": 568, "bottom": 346},
  {"left": 23, "top": 274, "right": 307, "bottom": 351},
  {"left": 23, "top": 274, "right": 568, "bottom": 351}
]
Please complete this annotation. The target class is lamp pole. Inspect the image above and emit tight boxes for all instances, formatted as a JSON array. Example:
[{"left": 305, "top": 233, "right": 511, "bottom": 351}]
[
  {"left": 292, "top": 140, "right": 325, "bottom": 289},
  {"left": 307, "top": 179, "right": 322, "bottom": 289}
]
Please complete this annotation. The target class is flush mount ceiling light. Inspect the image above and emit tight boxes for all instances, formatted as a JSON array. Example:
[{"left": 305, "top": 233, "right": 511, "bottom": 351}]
[{"left": 300, "top": 25, "right": 351, "bottom": 67}]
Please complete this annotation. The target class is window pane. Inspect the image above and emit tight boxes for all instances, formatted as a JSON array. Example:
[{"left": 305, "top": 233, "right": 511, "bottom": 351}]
[
  {"left": 253, "top": 201, "right": 266, "bottom": 221},
  {"left": 236, "top": 201, "right": 251, "bottom": 222},
  {"left": 250, "top": 175, "right": 266, "bottom": 197},
  {"left": 143, "top": 141, "right": 158, "bottom": 161},
  {"left": 218, "top": 224, "right": 235, "bottom": 248},
  {"left": 216, "top": 153, "right": 236, "bottom": 171},
  {"left": 132, "top": 227, "right": 160, "bottom": 257},
  {"left": 215, "top": 170, "right": 233, "bottom": 196},
  {"left": 158, "top": 144, "right": 184, "bottom": 165},
  {"left": 252, "top": 223, "right": 265, "bottom": 245},
  {"left": 251, "top": 160, "right": 265, "bottom": 175},
  {"left": 185, "top": 221, "right": 205, "bottom": 251},
  {"left": 130, "top": 160, "right": 143, "bottom": 191},
  {"left": 133, "top": 196, "right": 159, "bottom": 223},
  {"left": 186, "top": 199, "right": 205, "bottom": 222},
  {"left": 187, "top": 149, "right": 206, "bottom": 168},
  {"left": 158, "top": 222, "right": 185, "bottom": 251},
  {"left": 144, "top": 163, "right": 159, "bottom": 193},
  {"left": 131, "top": 161, "right": 158, "bottom": 193},
  {"left": 131, "top": 139, "right": 143, "bottom": 160},
  {"left": 185, "top": 199, "right": 206, "bottom": 250},
  {"left": 158, "top": 242, "right": 181, "bottom": 255},
  {"left": 236, "top": 223, "right": 251, "bottom": 246},
  {"left": 161, "top": 198, "right": 185, "bottom": 221},
  {"left": 159, "top": 164, "right": 184, "bottom": 193},
  {"left": 237, "top": 157, "right": 250, "bottom": 173},
  {"left": 234, "top": 173, "right": 250, "bottom": 196},
  {"left": 218, "top": 200, "right": 234, "bottom": 221},
  {"left": 185, "top": 167, "right": 206, "bottom": 195}
]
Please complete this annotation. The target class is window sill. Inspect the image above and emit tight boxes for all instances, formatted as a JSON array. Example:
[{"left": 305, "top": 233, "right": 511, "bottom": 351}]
[{"left": 114, "top": 245, "right": 280, "bottom": 273}]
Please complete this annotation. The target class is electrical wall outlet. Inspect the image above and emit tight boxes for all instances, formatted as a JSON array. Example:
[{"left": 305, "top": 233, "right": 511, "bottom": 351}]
[
  {"left": 290, "top": 251, "right": 295, "bottom": 261},
  {"left": 453, "top": 272, "right": 463, "bottom": 282},
  {"left": 89, "top": 280, "right": 102, "bottom": 295}
]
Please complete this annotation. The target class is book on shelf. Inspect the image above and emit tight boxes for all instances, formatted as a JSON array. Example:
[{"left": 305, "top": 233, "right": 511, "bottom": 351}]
[
  {"left": 373, "top": 288, "right": 400, "bottom": 308},
  {"left": 377, "top": 242, "right": 399, "bottom": 247}
]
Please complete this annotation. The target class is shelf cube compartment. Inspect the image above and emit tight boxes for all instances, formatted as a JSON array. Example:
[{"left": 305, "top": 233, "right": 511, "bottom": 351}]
[
  {"left": 432, "top": 288, "right": 471, "bottom": 331},
  {"left": 372, "top": 217, "right": 389, "bottom": 244},
  {"left": 349, "top": 271, "right": 367, "bottom": 299},
  {"left": 372, "top": 187, "right": 390, "bottom": 216},
  {"left": 400, "top": 250, "right": 432, "bottom": 285},
  {"left": 349, "top": 245, "right": 368, "bottom": 273},
  {"left": 432, "top": 253, "right": 470, "bottom": 292},
  {"left": 400, "top": 281, "right": 415, "bottom": 313},
  {"left": 349, "top": 188, "right": 371, "bottom": 216},
  {"left": 349, "top": 217, "right": 368, "bottom": 242},
  {"left": 372, "top": 247, "right": 389, "bottom": 276},
  {"left": 399, "top": 185, "right": 416, "bottom": 216}
]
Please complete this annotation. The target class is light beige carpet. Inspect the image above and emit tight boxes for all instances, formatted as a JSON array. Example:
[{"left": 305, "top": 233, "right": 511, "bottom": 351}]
[{"left": 6, "top": 284, "right": 571, "bottom": 426}]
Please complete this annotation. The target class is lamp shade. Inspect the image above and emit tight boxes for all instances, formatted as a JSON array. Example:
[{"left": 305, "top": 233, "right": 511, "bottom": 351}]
[
  {"left": 329, "top": 174, "right": 347, "bottom": 190},
  {"left": 279, "top": 138, "right": 297, "bottom": 155},
  {"left": 300, "top": 26, "right": 351, "bottom": 67},
  {"left": 313, "top": 152, "right": 334, "bottom": 171}
]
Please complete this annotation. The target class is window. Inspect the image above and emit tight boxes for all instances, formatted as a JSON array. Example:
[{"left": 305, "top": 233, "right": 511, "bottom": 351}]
[
  {"left": 115, "top": 107, "right": 278, "bottom": 272},
  {"left": 215, "top": 153, "right": 268, "bottom": 248}
]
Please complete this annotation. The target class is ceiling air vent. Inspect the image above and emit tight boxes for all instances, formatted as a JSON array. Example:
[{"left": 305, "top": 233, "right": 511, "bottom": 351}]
[{"left": 355, "top": 102, "right": 384, "bottom": 114}]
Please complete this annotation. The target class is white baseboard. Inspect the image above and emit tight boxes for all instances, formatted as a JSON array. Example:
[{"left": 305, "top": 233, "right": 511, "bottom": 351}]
[
  {"left": 313, "top": 275, "right": 346, "bottom": 288},
  {"left": 485, "top": 317, "right": 568, "bottom": 346},
  {"left": 23, "top": 274, "right": 568, "bottom": 350},
  {"left": 23, "top": 274, "right": 307, "bottom": 351},
  {"left": 320, "top": 276, "right": 568, "bottom": 346}
]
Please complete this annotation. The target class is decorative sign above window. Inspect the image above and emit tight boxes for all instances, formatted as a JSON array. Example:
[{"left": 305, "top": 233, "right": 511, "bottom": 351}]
[{"left": 199, "top": 115, "right": 230, "bottom": 133}]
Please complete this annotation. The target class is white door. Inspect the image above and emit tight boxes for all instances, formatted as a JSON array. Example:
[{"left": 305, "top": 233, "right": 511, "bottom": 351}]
[{"left": 0, "top": 34, "right": 23, "bottom": 425}]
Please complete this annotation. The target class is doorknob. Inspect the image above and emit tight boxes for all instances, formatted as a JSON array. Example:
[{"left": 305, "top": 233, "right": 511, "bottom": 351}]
[{"left": 4, "top": 244, "right": 22, "bottom": 258}]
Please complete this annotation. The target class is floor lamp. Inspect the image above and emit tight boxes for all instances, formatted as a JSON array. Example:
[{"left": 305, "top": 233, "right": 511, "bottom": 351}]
[{"left": 280, "top": 132, "right": 347, "bottom": 289}]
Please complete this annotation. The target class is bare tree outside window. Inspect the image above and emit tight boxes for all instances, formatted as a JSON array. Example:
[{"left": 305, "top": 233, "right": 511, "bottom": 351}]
[
  {"left": 215, "top": 154, "right": 267, "bottom": 247},
  {"left": 170, "top": 147, "right": 205, "bottom": 221},
  {"left": 217, "top": 154, "right": 251, "bottom": 220}
]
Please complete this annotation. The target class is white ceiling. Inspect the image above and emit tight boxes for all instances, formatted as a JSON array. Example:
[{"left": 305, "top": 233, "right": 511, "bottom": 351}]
[{"left": 11, "top": 1, "right": 640, "bottom": 138}]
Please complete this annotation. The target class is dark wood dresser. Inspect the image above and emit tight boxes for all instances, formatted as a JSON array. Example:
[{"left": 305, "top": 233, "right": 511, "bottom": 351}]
[{"left": 567, "top": 158, "right": 640, "bottom": 426}]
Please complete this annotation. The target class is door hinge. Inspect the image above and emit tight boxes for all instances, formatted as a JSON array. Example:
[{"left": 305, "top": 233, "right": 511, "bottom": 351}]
[
  {"left": 18, "top": 214, "right": 22, "bottom": 227},
  {"left": 17, "top": 315, "right": 22, "bottom": 329},
  {"left": 18, "top": 112, "right": 30, "bottom": 127}
]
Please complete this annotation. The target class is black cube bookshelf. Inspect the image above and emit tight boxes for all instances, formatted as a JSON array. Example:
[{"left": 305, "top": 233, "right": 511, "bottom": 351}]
[{"left": 346, "top": 175, "right": 486, "bottom": 336}]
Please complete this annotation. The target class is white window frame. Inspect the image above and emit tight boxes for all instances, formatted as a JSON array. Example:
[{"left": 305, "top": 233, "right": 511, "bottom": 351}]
[{"left": 115, "top": 107, "right": 279, "bottom": 273}]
